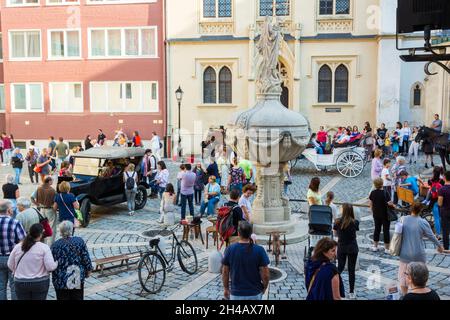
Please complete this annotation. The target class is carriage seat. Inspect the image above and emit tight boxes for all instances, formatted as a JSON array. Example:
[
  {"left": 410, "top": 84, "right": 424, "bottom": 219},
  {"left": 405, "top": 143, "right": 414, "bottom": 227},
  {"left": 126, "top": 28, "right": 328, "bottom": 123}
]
[{"left": 334, "top": 137, "right": 362, "bottom": 149}]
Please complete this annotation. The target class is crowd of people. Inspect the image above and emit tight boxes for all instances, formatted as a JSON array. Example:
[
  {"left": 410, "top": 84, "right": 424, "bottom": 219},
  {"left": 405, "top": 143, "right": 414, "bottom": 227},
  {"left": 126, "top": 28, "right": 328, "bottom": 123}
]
[
  {"left": 312, "top": 114, "right": 444, "bottom": 168},
  {"left": 0, "top": 115, "right": 449, "bottom": 301},
  {"left": 302, "top": 115, "right": 449, "bottom": 300}
]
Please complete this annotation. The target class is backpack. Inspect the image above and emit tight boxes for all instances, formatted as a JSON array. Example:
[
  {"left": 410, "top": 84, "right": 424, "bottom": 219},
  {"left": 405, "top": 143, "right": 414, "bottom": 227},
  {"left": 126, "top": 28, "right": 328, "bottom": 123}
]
[
  {"left": 125, "top": 172, "right": 136, "bottom": 190},
  {"left": 430, "top": 180, "right": 443, "bottom": 199},
  {"left": 216, "top": 205, "right": 239, "bottom": 249}
]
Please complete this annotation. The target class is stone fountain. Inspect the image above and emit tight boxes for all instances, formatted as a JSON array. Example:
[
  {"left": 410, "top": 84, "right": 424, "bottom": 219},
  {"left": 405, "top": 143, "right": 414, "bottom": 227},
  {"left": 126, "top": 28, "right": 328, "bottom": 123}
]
[{"left": 226, "top": 17, "right": 310, "bottom": 235}]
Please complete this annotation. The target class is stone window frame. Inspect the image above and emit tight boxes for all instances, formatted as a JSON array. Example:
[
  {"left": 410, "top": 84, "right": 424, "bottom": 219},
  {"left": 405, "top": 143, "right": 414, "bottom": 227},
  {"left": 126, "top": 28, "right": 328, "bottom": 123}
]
[
  {"left": 201, "top": 64, "right": 233, "bottom": 105},
  {"left": 317, "top": 0, "right": 352, "bottom": 17},
  {"left": 200, "top": 0, "right": 233, "bottom": 20},
  {"left": 258, "top": 0, "right": 291, "bottom": 17},
  {"left": 410, "top": 82, "right": 425, "bottom": 109},
  {"left": 311, "top": 58, "right": 355, "bottom": 107}
]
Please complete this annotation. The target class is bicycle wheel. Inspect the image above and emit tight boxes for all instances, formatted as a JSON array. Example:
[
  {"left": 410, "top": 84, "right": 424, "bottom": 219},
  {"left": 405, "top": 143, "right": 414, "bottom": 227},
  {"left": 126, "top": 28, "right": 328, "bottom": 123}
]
[
  {"left": 138, "top": 252, "right": 166, "bottom": 293},
  {"left": 177, "top": 240, "right": 198, "bottom": 275}
]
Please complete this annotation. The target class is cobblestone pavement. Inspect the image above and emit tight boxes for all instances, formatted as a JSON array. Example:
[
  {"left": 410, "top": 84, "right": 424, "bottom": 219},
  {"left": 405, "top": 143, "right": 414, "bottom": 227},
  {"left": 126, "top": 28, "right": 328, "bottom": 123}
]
[{"left": 3, "top": 151, "right": 449, "bottom": 300}]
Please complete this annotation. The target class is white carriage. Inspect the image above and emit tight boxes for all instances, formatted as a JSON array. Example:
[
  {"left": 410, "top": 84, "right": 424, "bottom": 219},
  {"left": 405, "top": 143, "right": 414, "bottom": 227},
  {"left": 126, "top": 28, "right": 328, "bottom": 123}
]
[{"left": 301, "top": 145, "right": 367, "bottom": 178}]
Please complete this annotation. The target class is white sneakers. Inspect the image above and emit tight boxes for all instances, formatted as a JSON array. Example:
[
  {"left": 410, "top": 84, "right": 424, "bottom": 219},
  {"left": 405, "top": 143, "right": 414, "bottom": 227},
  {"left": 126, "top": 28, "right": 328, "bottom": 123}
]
[
  {"left": 370, "top": 246, "right": 379, "bottom": 252},
  {"left": 348, "top": 292, "right": 357, "bottom": 300},
  {"left": 384, "top": 249, "right": 391, "bottom": 254}
]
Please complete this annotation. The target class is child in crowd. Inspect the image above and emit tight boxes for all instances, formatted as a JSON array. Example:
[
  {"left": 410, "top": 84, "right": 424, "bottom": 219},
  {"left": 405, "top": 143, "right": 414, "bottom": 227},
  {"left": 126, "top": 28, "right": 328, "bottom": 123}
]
[
  {"left": 384, "top": 132, "right": 391, "bottom": 158},
  {"left": 176, "top": 164, "right": 186, "bottom": 206},
  {"left": 381, "top": 158, "right": 392, "bottom": 199},
  {"left": 391, "top": 131, "right": 400, "bottom": 155},
  {"left": 325, "top": 191, "right": 339, "bottom": 221}
]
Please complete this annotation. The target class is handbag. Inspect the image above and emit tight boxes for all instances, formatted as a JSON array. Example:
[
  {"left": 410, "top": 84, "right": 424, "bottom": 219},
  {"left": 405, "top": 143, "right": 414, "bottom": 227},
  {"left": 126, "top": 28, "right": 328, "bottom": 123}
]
[
  {"left": 33, "top": 165, "right": 42, "bottom": 173},
  {"left": 33, "top": 208, "right": 53, "bottom": 238},
  {"left": 389, "top": 217, "right": 404, "bottom": 256},
  {"left": 387, "top": 207, "right": 398, "bottom": 222},
  {"left": 59, "top": 193, "right": 81, "bottom": 228}
]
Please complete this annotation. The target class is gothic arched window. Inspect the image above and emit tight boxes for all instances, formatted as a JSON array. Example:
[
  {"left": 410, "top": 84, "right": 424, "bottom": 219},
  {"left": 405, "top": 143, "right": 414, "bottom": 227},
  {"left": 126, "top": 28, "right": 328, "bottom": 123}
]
[
  {"left": 219, "top": 66, "right": 232, "bottom": 104},
  {"left": 334, "top": 64, "right": 349, "bottom": 103},
  {"left": 413, "top": 84, "right": 421, "bottom": 106},
  {"left": 203, "top": 67, "right": 217, "bottom": 104},
  {"left": 318, "top": 65, "right": 332, "bottom": 103}
]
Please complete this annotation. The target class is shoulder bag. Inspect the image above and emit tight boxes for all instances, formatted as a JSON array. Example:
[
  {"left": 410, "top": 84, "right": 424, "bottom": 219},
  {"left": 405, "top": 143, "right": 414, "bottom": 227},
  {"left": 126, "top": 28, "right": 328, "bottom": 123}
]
[
  {"left": 389, "top": 216, "right": 404, "bottom": 256},
  {"left": 59, "top": 194, "right": 81, "bottom": 228},
  {"left": 33, "top": 208, "right": 53, "bottom": 238}
]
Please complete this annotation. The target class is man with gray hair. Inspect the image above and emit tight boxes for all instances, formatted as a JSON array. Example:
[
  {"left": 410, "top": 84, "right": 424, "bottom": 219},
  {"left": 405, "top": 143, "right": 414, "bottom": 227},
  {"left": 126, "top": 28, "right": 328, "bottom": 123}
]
[
  {"left": 402, "top": 262, "right": 440, "bottom": 300},
  {"left": 0, "top": 199, "right": 26, "bottom": 300},
  {"left": 16, "top": 197, "right": 40, "bottom": 234},
  {"left": 222, "top": 221, "right": 270, "bottom": 300}
]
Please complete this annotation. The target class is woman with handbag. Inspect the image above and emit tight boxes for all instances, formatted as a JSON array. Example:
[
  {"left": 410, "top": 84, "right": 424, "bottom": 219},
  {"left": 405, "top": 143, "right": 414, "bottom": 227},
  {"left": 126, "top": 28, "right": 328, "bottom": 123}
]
[
  {"left": 304, "top": 237, "right": 345, "bottom": 300},
  {"left": 7, "top": 223, "right": 57, "bottom": 300},
  {"left": 369, "top": 178, "right": 394, "bottom": 253},
  {"left": 398, "top": 202, "right": 443, "bottom": 296},
  {"left": 53, "top": 181, "right": 80, "bottom": 230},
  {"left": 36, "top": 148, "right": 52, "bottom": 183},
  {"left": 51, "top": 221, "right": 93, "bottom": 300},
  {"left": 25, "top": 147, "right": 39, "bottom": 184}
]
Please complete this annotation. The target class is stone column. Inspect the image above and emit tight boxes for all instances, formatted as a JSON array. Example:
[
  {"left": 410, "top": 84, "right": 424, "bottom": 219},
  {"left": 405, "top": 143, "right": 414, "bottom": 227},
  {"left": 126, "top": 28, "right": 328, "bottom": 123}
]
[{"left": 251, "top": 162, "right": 295, "bottom": 235}]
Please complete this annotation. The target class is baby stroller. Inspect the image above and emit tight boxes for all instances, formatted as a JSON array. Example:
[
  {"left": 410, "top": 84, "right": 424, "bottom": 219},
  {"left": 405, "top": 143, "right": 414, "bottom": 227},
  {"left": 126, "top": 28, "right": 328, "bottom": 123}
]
[{"left": 303, "top": 205, "right": 334, "bottom": 263}]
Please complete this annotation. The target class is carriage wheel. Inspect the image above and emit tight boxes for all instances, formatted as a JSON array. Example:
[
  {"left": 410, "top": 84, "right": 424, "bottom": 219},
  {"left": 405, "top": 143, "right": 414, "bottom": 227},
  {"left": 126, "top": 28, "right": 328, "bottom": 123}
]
[{"left": 336, "top": 151, "right": 365, "bottom": 178}]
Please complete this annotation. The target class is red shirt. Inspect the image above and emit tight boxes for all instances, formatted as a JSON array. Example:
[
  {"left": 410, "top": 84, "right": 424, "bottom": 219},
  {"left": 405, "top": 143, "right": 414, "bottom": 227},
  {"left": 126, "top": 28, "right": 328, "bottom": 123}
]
[
  {"left": 133, "top": 135, "right": 142, "bottom": 147},
  {"left": 317, "top": 131, "right": 327, "bottom": 143},
  {"left": 2, "top": 137, "right": 11, "bottom": 149}
]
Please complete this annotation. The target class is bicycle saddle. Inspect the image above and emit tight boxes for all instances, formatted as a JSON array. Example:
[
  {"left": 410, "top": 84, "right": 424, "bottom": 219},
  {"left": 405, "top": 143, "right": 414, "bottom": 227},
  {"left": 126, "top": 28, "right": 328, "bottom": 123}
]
[{"left": 149, "top": 238, "right": 160, "bottom": 248}]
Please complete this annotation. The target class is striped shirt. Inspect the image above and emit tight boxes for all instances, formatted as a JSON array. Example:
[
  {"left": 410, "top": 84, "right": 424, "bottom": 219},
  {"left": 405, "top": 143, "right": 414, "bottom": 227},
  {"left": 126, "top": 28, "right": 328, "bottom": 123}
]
[{"left": 0, "top": 215, "right": 26, "bottom": 256}]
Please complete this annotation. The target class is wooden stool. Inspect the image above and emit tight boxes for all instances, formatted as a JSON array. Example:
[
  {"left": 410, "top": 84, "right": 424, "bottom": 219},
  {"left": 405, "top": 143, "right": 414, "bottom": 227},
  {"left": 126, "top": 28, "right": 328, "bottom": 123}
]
[
  {"left": 205, "top": 226, "right": 218, "bottom": 249},
  {"left": 182, "top": 223, "right": 204, "bottom": 245}
]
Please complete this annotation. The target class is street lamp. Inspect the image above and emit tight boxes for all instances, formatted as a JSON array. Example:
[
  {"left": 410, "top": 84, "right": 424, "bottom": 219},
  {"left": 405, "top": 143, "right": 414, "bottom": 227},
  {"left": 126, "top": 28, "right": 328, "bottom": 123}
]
[{"left": 175, "top": 86, "right": 184, "bottom": 158}]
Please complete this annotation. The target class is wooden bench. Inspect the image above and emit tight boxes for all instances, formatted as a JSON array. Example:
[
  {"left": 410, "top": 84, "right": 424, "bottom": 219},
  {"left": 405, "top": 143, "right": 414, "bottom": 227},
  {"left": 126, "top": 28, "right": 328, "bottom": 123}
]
[{"left": 94, "top": 252, "right": 142, "bottom": 276}]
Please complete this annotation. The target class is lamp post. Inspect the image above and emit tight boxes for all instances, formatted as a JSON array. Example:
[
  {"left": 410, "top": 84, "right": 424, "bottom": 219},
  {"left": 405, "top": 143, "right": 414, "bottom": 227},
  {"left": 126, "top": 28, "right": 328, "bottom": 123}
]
[{"left": 175, "top": 86, "right": 184, "bottom": 159}]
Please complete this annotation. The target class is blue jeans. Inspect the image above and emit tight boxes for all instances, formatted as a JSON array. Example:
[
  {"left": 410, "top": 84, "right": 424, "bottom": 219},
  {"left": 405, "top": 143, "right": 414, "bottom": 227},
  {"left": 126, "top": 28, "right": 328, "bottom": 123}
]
[
  {"left": 158, "top": 186, "right": 165, "bottom": 198},
  {"left": 14, "top": 168, "right": 22, "bottom": 184},
  {"left": 315, "top": 146, "right": 324, "bottom": 154},
  {"left": 200, "top": 197, "right": 220, "bottom": 217},
  {"left": 125, "top": 189, "right": 137, "bottom": 212},
  {"left": 433, "top": 202, "right": 441, "bottom": 235},
  {"left": 3, "top": 149, "right": 11, "bottom": 165},
  {"left": 0, "top": 255, "right": 16, "bottom": 300},
  {"left": 180, "top": 194, "right": 194, "bottom": 220},
  {"left": 230, "top": 293, "right": 263, "bottom": 300}
]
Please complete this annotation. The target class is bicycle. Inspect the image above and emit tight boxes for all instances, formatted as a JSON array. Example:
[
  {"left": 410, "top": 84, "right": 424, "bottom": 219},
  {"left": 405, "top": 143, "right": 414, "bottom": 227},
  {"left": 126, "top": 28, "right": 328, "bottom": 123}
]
[{"left": 138, "top": 224, "right": 198, "bottom": 294}]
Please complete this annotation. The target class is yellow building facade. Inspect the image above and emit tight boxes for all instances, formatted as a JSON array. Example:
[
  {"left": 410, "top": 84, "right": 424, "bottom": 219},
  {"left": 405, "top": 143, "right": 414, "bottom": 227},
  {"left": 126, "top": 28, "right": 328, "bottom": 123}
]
[{"left": 166, "top": 0, "right": 426, "bottom": 155}]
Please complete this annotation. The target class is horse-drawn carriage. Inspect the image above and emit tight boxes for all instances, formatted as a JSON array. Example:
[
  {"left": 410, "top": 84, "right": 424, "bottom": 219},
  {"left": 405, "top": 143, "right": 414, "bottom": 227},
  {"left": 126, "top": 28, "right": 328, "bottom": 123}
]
[{"left": 291, "top": 139, "right": 367, "bottom": 178}]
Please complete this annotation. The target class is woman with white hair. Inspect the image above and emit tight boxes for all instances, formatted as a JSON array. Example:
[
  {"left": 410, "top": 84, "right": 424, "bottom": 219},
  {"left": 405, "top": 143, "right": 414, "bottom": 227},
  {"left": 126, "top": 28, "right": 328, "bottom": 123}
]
[
  {"left": 51, "top": 221, "right": 93, "bottom": 300},
  {"left": 11, "top": 148, "right": 24, "bottom": 185},
  {"left": 391, "top": 155, "right": 407, "bottom": 204},
  {"left": 402, "top": 262, "right": 440, "bottom": 300},
  {"left": 2, "top": 174, "right": 19, "bottom": 217}
]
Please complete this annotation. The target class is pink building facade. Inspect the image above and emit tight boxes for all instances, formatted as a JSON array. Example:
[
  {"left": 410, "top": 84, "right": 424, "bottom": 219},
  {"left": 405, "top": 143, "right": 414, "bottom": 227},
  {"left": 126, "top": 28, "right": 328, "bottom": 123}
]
[{"left": 0, "top": 0, "right": 166, "bottom": 149}]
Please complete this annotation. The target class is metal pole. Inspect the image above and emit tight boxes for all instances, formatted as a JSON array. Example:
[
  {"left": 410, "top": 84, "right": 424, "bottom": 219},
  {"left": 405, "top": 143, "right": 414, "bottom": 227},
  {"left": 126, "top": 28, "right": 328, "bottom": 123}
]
[{"left": 178, "top": 101, "right": 181, "bottom": 158}]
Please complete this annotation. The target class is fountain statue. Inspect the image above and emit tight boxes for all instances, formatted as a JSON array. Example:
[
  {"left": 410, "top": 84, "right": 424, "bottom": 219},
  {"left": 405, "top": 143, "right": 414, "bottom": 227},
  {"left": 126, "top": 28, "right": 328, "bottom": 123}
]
[{"left": 226, "top": 17, "right": 311, "bottom": 235}]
